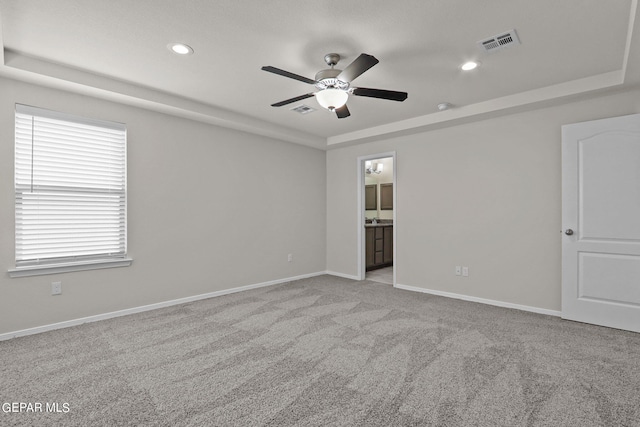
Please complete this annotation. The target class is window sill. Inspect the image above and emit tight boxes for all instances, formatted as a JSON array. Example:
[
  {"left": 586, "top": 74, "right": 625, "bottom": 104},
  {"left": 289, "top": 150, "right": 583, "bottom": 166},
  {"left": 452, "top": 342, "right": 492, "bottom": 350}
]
[{"left": 8, "top": 258, "right": 133, "bottom": 278}]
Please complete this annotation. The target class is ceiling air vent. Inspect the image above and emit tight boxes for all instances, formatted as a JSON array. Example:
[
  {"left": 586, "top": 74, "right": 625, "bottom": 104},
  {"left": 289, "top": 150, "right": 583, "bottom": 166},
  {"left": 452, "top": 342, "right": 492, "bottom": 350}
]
[
  {"left": 291, "top": 104, "right": 316, "bottom": 115},
  {"left": 478, "top": 29, "right": 520, "bottom": 53}
]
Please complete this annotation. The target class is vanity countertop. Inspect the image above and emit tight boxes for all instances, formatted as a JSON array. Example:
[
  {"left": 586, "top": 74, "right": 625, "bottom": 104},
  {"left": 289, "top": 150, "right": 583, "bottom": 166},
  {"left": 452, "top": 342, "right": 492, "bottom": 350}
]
[{"left": 365, "top": 221, "right": 393, "bottom": 228}]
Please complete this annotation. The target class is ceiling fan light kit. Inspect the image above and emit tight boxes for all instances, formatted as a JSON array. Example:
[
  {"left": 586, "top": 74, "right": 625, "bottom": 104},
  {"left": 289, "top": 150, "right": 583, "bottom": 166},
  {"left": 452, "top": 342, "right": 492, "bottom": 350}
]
[
  {"left": 315, "top": 89, "right": 349, "bottom": 110},
  {"left": 261, "top": 53, "right": 408, "bottom": 119}
]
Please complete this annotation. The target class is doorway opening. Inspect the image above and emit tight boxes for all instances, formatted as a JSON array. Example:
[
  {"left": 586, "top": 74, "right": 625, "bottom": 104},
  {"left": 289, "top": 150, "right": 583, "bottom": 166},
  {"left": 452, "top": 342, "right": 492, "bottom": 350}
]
[{"left": 357, "top": 152, "right": 396, "bottom": 285}]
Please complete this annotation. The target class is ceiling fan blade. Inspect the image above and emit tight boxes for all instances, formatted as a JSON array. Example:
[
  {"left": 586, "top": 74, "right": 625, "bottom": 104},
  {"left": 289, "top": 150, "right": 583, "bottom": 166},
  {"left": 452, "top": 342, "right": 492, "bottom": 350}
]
[
  {"left": 352, "top": 87, "right": 408, "bottom": 102},
  {"left": 270, "top": 93, "right": 315, "bottom": 107},
  {"left": 337, "top": 54, "right": 379, "bottom": 82},
  {"left": 335, "top": 104, "right": 350, "bottom": 119},
  {"left": 261, "top": 66, "right": 316, "bottom": 85}
]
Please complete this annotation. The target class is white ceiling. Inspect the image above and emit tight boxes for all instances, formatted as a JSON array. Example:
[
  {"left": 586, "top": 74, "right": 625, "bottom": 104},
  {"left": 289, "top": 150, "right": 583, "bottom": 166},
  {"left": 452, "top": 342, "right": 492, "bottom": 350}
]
[{"left": 1, "top": 0, "right": 639, "bottom": 149}]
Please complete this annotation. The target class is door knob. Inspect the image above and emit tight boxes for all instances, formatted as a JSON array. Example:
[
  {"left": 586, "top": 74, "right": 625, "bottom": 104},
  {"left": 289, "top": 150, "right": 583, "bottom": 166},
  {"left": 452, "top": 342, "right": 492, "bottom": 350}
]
[{"left": 565, "top": 229, "right": 574, "bottom": 235}]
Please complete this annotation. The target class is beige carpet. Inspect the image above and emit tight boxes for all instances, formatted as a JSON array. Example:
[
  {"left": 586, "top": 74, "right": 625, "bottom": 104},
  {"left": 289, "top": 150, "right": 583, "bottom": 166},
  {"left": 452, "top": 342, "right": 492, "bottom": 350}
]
[{"left": 1, "top": 275, "right": 640, "bottom": 426}]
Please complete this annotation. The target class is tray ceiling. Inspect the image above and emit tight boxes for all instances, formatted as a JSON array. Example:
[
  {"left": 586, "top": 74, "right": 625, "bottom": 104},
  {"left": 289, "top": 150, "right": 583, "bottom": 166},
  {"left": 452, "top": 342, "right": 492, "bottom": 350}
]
[{"left": 1, "top": 0, "right": 638, "bottom": 149}]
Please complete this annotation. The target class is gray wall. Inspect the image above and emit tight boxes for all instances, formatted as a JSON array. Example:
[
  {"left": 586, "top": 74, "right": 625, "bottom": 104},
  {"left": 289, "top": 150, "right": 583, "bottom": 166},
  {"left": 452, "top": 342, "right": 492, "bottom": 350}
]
[
  {"left": 327, "top": 89, "right": 640, "bottom": 312},
  {"left": 3, "top": 73, "right": 640, "bottom": 334},
  {"left": 0, "top": 77, "right": 327, "bottom": 334}
]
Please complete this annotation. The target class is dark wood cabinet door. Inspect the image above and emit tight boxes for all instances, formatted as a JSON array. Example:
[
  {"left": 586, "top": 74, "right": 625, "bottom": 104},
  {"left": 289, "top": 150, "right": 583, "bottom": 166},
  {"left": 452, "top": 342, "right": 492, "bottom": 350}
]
[
  {"left": 383, "top": 226, "right": 393, "bottom": 264},
  {"left": 380, "top": 183, "right": 393, "bottom": 210},
  {"left": 365, "top": 227, "right": 375, "bottom": 268},
  {"left": 365, "top": 184, "right": 377, "bottom": 210},
  {"left": 366, "top": 225, "right": 393, "bottom": 271}
]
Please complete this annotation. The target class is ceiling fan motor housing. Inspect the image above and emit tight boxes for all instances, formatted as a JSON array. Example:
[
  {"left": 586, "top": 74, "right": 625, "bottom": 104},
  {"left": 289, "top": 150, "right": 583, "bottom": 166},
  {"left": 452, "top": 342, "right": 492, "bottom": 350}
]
[{"left": 315, "top": 69, "right": 350, "bottom": 91}]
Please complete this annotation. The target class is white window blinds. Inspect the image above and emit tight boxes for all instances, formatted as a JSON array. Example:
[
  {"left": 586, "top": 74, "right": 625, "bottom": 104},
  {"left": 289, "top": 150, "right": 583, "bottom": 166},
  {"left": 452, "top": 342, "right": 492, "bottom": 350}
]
[{"left": 14, "top": 104, "right": 127, "bottom": 268}]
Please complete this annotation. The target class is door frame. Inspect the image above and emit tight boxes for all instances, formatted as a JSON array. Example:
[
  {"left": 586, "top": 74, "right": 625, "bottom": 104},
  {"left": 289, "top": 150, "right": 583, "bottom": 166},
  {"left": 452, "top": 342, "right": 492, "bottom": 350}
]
[{"left": 357, "top": 151, "right": 397, "bottom": 284}]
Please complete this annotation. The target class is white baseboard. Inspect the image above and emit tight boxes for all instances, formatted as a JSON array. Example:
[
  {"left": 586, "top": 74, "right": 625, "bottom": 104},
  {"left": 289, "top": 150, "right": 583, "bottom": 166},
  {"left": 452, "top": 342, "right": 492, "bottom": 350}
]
[
  {"left": 325, "top": 271, "right": 360, "bottom": 281},
  {"left": 0, "top": 271, "right": 326, "bottom": 341},
  {"left": 2, "top": 273, "right": 561, "bottom": 341},
  {"left": 394, "top": 283, "right": 561, "bottom": 317}
]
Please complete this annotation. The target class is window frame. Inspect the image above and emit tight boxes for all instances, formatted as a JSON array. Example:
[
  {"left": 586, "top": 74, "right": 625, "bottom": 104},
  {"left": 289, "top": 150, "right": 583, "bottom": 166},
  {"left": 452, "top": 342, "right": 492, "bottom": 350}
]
[{"left": 9, "top": 104, "right": 132, "bottom": 278}]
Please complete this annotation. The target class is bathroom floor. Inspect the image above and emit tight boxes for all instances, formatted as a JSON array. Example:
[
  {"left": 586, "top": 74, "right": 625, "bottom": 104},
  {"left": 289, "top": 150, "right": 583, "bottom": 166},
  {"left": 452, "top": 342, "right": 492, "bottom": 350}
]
[{"left": 365, "top": 266, "right": 393, "bottom": 285}]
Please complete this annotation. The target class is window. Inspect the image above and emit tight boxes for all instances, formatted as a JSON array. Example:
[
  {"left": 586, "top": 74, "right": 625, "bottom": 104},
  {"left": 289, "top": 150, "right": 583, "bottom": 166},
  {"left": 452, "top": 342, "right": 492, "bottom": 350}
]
[{"left": 10, "top": 104, "right": 131, "bottom": 277}]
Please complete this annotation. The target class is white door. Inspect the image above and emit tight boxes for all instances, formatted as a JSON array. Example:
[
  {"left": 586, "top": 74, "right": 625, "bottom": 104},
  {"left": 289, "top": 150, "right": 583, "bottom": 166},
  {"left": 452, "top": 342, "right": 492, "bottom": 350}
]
[{"left": 562, "top": 113, "right": 640, "bottom": 333}]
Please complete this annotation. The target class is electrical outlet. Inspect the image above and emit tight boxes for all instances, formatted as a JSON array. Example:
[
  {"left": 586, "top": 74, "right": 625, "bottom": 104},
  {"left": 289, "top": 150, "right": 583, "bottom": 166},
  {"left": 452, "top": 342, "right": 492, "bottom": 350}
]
[
  {"left": 51, "top": 281, "right": 62, "bottom": 295},
  {"left": 455, "top": 266, "right": 462, "bottom": 276},
  {"left": 288, "top": 254, "right": 293, "bottom": 262},
  {"left": 462, "top": 267, "right": 469, "bottom": 277}
]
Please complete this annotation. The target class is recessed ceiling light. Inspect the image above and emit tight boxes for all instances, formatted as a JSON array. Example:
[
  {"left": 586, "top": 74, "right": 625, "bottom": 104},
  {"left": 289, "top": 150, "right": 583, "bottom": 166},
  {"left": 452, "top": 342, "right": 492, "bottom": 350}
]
[
  {"left": 168, "top": 43, "right": 194, "bottom": 55},
  {"left": 461, "top": 61, "right": 479, "bottom": 71}
]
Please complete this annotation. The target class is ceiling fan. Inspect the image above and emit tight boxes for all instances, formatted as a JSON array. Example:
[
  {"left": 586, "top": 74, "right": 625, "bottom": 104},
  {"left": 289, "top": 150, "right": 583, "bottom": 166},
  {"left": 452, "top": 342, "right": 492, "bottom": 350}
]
[{"left": 261, "top": 53, "right": 408, "bottom": 119}]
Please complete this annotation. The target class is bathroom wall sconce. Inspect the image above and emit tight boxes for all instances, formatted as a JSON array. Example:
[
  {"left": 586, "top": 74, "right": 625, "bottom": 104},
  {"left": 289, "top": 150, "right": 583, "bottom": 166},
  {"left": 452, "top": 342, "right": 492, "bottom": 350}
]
[{"left": 365, "top": 160, "right": 384, "bottom": 174}]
